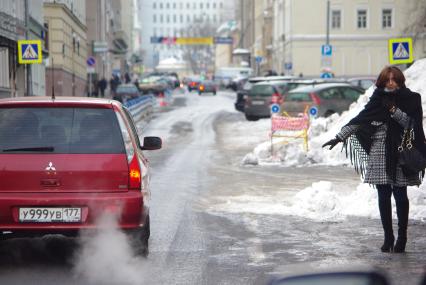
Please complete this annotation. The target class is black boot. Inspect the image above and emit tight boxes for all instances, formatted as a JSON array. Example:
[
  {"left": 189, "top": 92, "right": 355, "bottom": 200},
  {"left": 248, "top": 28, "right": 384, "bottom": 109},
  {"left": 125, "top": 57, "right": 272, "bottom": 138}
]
[
  {"left": 394, "top": 192, "right": 409, "bottom": 253},
  {"left": 377, "top": 186, "right": 394, "bottom": 252}
]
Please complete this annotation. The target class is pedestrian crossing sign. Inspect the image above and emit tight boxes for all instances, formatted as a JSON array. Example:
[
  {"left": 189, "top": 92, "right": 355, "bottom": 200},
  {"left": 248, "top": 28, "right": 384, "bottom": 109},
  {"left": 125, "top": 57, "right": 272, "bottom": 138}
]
[
  {"left": 18, "top": 40, "right": 42, "bottom": 64},
  {"left": 388, "top": 38, "right": 413, "bottom": 65}
]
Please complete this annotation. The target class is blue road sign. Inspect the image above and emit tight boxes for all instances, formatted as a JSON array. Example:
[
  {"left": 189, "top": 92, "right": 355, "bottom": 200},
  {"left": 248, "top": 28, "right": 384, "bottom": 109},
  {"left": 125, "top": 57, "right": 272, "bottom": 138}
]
[
  {"left": 284, "top": 62, "right": 293, "bottom": 70},
  {"left": 18, "top": 40, "right": 42, "bottom": 64},
  {"left": 309, "top": 106, "right": 318, "bottom": 116},
  {"left": 86, "top": 56, "right": 96, "bottom": 67},
  {"left": 320, "top": 72, "right": 332, "bottom": 79},
  {"left": 321, "top": 44, "right": 332, "bottom": 56},
  {"left": 214, "top": 37, "right": 233, "bottom": 44},
  {"left": 255, "top": 56, "right": 263, "bottom": 63},
  {"left": 271, "top": 104, "right": 280, "bottom": 114}
]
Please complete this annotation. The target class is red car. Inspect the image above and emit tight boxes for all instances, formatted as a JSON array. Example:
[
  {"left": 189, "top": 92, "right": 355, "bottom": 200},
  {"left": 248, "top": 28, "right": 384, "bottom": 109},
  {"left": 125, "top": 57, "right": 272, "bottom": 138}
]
[{"left": 0, "top": 96, "right": 161, "bottom": 255}]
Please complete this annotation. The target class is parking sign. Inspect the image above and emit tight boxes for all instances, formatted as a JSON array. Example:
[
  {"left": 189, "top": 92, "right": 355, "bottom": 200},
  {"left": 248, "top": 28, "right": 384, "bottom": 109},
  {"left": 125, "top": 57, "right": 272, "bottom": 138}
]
[{"left": 321, "top": 45, "right": 332, "bottom": 56}]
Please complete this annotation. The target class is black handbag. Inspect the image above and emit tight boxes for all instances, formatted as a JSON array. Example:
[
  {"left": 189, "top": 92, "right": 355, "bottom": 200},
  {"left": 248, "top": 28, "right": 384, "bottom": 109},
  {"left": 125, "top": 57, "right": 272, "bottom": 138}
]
[{"left": 398, "top": 119, "right": 426, "bottom": 174}]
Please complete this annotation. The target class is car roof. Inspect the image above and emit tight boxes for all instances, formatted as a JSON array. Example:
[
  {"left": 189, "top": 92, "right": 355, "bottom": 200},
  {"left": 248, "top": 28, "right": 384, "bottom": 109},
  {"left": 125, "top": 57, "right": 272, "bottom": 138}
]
[
  {"left": 0, "top": 96, "right": 120, "bottom": 108},
  {"left": 288, "top": 83, "right": 361, "bottom": 93},
  {"left": 248, "top": 75, "right": 297, "bottom": 83}
]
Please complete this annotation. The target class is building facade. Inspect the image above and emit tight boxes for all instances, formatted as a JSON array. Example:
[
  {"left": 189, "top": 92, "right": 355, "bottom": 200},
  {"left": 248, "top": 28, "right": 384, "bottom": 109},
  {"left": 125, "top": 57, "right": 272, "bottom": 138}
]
[
  {"left": 139, "top": 0, "right": 235, "bottom": 71},
  {"left": 0, "top": 1, "right": 46, "bottom": 98},
  {"left": 271, "top": 0, "right": 426, "bottom": 77},
  {"left": 44, "top": 0, "right": 87, "bottom": 97}
]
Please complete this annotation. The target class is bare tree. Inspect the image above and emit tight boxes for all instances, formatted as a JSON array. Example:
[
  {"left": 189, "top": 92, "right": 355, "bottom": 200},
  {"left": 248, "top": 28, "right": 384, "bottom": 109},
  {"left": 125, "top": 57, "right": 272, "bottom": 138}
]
[
  {"left": 403, "top": 1, "right": 426, "bottom": 43},
  {"left": 181, "top": 17, "right": 217, "bottom": 74}
]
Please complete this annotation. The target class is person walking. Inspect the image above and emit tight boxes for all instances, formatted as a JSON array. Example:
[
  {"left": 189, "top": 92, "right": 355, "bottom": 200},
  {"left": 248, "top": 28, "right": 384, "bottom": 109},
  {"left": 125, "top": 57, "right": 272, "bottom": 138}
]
[
  {"left": 322, "top": 66, "right": 426, "bottom": 253},
  {"left": 97, "top": 77, "right": 107, "bottom": 98}
]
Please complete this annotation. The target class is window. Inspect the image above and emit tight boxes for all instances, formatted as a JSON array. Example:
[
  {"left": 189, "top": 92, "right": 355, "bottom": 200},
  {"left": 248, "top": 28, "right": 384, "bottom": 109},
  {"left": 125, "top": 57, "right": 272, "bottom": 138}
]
[
  {"left": 382, "top": 9, "right": 392, "bottom": 28},
  {"left": 340, "top": 88, "right": 362, "bottom": 100},
  {"left": 159, "top": 3, "right": 163, "bottom": 9},
  {"left": 331, "top": 10, "right": 341, "bottom": 29},
  {"left": 213, "top": 15, "right": 217, "bottom": 22},
  {"left": 187, "top": 15, "right": 190, "bottom": 22},
  {"left": 173, "top": 3, "right": 176, "bottom": 9},
  {"left": 166, "top": 3, "right": 169, "bottom": 9},
  {"left": 160, "top": 14, "right": 163, "bottom": 23},
  {"left": 200, "top": 3, "right": 203, "bottom": 9},
  {"left": 180, "top": 15, "right": 183, "bottom": 23},
  {"left": 153, "top": 14, "right": 156, "bottom": 23},
  {"left": 207, "top": 3, "right": 210, "bottom": 9},
  {"left": 153, "top": 3, "right": 156, "bottom": 9},
  {"left": 213, "top": 3, "right": 216, "bottom": 9},
  {"left": 220, "top": 2, "right": 223, "bottom": 9},
  {"left": 319, "top": 88, "right": 343, "bottom": 100},
  {"left": 187, "top": 3, "right": 190, "bottom": 9},
  {"left": 357, "top": 9, "right": 367, "bottom": 29},
  {"left": 173, "top": 14, "right": 176, "bottom": 23},
  {"left": 166, "top": 14, "right": 170, "bottom": 23}
]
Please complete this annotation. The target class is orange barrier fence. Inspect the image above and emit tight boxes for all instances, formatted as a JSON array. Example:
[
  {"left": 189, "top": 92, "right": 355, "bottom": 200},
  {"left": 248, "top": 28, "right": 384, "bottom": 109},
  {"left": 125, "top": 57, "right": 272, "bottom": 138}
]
[{"left": 270, "top": 114, "right": 310, "bottom": 154}]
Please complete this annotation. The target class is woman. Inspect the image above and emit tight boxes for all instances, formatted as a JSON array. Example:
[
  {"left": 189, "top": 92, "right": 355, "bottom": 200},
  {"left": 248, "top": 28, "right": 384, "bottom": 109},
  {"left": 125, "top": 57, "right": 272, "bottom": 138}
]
[{"left": 322, "top": 66, "right": 426, "bottom": 253}]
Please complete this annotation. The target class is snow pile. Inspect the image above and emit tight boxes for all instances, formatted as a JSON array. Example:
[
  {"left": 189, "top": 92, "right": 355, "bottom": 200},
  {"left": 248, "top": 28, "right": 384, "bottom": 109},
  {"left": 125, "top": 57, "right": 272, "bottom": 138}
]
[{"left": 211, "top": 180, "right": 426, "bottom": 222}]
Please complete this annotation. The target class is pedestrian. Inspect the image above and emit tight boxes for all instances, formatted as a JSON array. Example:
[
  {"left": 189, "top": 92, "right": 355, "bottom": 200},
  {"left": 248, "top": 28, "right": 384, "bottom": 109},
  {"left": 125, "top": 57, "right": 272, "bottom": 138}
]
[
  {"left": 322, "top": 66, "right": 426, "bottom": 253},
  {"left": 97, "top": 77, "right": 107, "bottom": 98}
]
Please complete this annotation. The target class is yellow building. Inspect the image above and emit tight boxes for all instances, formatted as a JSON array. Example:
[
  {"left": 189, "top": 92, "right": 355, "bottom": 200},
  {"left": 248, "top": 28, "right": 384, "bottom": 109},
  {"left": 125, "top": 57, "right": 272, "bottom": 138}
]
[{"left": 44, "top": 1, "right": 87, "bottom": 97}]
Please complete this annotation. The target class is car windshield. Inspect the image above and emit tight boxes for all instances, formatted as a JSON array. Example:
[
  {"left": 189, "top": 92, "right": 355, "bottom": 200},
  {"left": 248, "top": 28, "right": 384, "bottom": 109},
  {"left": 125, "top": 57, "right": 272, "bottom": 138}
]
[
  {"left": 286, "top": 92, "right": 312, "bottom": 102},
  {"left": 0, "top": 108, "right": 125, "bottom": 154}
]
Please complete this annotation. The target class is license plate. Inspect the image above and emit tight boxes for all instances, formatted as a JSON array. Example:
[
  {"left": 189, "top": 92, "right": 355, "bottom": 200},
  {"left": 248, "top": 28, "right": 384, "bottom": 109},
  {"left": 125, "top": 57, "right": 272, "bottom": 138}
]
[
  {"left": 252, "top": 100, "right": 264, "bottom": 105},
  {"left": 19, "top": 207, "right": 81, "bottom": 223}
]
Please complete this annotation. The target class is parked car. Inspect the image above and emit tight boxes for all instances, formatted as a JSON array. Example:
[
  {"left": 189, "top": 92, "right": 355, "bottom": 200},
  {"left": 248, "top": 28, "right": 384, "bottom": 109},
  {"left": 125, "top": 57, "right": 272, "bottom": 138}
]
[
  {"left": 0, "top": 96, "right": 162, "bottom": 256},
  {"left": 198, "top": 80, "right": 217, "bottom": 95},
  {"left": 243, "top": 82, "right": 285, "bottom": 121},
  {"left": 347, "top": 77, "right": 376, "bottom": 91},
  {"left": 235, "top": 81, "right": 253, "bottom": 112},
  {"left": 235, "top": 79, "right": 325, "bottom": 114},
  {"left": 282, "top": 83, "right": 364, "bottom": 117},
  {"left": 113, "top": 83, "right": 141, "bottom": 103}
]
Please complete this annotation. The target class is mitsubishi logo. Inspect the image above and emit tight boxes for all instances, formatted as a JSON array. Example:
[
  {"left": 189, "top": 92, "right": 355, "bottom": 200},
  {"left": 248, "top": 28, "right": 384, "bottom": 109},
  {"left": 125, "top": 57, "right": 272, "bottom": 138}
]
[{"left": 45, "top": 162, "right": 56, "bottom": 171}]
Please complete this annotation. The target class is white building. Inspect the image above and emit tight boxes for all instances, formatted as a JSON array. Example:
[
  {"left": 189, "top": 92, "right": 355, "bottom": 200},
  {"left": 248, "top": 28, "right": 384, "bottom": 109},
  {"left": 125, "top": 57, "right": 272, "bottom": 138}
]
[
  {"left": 139, "top": 0, "right": 235, "bottom": 70},
  {"left": 272, "top": 0, "right": 426, "bottom": 77}
]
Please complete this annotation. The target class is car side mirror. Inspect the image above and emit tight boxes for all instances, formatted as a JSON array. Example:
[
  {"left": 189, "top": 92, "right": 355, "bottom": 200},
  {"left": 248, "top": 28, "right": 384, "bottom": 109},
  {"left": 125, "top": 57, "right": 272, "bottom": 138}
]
[
  {"left": 268, "top": 271, "right": 389, "bottom": 285},
  {"left": 140, "top": 136, "right": 162, "bottom": 150}
]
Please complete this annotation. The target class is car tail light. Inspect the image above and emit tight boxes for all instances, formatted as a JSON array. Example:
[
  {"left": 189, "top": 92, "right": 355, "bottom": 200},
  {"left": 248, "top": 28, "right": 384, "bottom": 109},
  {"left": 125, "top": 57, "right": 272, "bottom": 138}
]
[
  {"left": 116, "top": 112, "right": 141, "bottom": 190},
  {"left": 128, "top": 154, "right": 141, "bottom": 190},
  {"left": 244, "top": 95, "right": 251, "bottom": 105},
  {"left": 310, "top": 92, "right": 321, "bottom": 105},
  {"left": 159, "top": 92, "right": 164, "bottom": 98},
  {"left": 270, "top": 93, "right": 282, "bottom": 104},
  {"left": 199, "top": 85, "right": 205, "bottom": 91}
]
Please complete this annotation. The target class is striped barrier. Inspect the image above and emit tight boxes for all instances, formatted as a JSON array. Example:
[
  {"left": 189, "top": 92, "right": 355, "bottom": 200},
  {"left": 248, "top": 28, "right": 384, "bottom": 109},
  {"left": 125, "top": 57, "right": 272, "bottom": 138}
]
[{"left": 124, "top": 95, "right": 155, "bottom": 123}]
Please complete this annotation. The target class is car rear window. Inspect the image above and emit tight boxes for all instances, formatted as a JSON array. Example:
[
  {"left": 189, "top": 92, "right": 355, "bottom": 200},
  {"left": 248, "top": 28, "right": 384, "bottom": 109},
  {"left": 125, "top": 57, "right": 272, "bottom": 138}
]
[
  {"left": 249, "top": 85, "right": 275, "bottom": 96},
  {"left": 0, "top": 107, "right": 125, "bottom": 154},
  {"left": 285, "top": 92, "right": 312, "bottom": 102},
  {"left": 116, "top": 85, "right": 139, "bottom": 94}
]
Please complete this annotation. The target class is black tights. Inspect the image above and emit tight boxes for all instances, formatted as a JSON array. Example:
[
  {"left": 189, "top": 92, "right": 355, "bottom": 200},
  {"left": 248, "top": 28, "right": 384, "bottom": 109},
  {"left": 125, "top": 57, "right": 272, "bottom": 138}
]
[{"left": 376, "top": 184, "right": 409, "bottom": 240}]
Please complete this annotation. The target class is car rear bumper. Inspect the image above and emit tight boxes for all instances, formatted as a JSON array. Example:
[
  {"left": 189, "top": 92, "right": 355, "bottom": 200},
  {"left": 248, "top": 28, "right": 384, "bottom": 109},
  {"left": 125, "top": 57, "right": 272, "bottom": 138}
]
[
  {"left": 244, "top": 105, "right": 271, "bottom": 117},
  {"left": 0, "top": 191, "right": 148, "bottom": 233}
]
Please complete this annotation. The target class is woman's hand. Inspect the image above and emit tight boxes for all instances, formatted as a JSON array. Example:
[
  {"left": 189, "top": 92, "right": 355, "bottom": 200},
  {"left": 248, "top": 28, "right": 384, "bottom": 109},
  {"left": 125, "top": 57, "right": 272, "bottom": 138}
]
[
  {"left": 322, "top": 137, "right": 342, "bottom": 150},
  {"left": 381, "top": 96, "right": 396, "bottom": 112}
]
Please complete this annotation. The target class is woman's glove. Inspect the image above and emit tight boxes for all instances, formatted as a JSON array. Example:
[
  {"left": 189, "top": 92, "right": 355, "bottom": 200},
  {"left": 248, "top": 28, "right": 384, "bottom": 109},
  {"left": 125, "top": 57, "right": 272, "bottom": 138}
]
[
  {"left": 381, "top": 96, "right": 396, "bottom": 111},
  {"left": 322, "top": 137, "right": 342, "bottom": 150}
]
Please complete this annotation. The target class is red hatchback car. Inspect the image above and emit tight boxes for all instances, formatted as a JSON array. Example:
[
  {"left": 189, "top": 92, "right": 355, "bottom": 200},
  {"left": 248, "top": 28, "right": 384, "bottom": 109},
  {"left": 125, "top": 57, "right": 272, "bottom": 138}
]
[{"left": 0, "top": 96, "right": 161, "bottom": 255}]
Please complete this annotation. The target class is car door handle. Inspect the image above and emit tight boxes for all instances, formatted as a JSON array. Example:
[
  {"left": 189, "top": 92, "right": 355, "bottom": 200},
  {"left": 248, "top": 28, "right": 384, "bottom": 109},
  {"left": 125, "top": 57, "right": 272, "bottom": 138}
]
[{"left": 40, "top": 179, "right": 61, "bottom": 187}]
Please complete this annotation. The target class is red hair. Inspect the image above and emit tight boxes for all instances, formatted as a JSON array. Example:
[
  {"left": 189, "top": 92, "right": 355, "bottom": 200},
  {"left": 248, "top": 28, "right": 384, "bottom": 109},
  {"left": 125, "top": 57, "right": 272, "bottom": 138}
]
[{"left": 375, "top": 66, "right": 406, "bottom": 89}]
